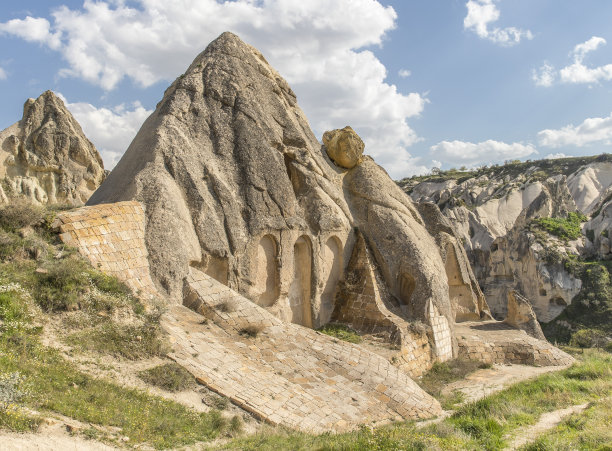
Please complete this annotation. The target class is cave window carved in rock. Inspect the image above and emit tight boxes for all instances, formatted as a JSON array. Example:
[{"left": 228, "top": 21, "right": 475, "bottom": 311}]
[
  {"left": 254, "top": 234, "right": 279, "bottom": 307},
  {"left": 549, "top": 296, "right": 567, "bottom": 306},
  {"left": 320, "top": 236, "right": 342, "bottom": 325},
  {"left": 398, "top": 273, "right": 416, "bottom": 311},
  {"left": 289, "top": 235, "right": 313, "bottom": 328}
]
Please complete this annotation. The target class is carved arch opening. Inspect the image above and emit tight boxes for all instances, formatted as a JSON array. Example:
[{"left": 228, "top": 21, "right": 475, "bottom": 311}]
[
  {"left": 320, "top": 236, "right": 342, "bottom": 325},
  {"left": 289, "top": 235, "right": 313, "bottom": 328},
  {"left": 254, "top": 234, "right": 279, "bottom": 307}
]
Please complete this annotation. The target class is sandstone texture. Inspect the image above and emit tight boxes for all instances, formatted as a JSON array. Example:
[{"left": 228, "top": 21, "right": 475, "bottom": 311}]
[
  {"left": 402, "top": 156, "right": 612, "bottom": 323},
  {"left": 505, "top": 290, "right": 546, "bottom": 340},
  {"left": 323, "top": 126, "right": 364, "bottom": 169},
  {"left": 87, "top": 32, "right": 487, "bottom": 355},
  {"left": 0, "top": 91, "right": 105, "bottom": 205}
]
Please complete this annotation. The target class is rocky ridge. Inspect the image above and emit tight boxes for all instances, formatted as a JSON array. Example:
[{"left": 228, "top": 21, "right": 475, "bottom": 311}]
[
  {"left": 401, "top": 155, "right": 612, "bottom": 337},
  {"left": 0, "top": 91, "right": 106, "bottom": 205}
]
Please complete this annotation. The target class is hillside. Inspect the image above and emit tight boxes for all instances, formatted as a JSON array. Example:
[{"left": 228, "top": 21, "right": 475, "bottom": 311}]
[{"left": 399, "top": 154, "right": 612, "bottom": 344}]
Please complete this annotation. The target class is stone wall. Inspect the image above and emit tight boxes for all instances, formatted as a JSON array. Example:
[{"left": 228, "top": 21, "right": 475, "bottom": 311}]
[{"left": 53, "top": 201, "right": 158, "bottom": 299}]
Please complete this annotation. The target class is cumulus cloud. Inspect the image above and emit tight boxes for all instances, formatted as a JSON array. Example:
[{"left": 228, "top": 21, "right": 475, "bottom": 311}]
[
  {"left": 532, "top": 62, "right": 555, "bottom": 87},
  {"left": 0, "top": 0, "right": 426, "bottom": 179},
  {"left": 0, "top": 67, "right": 6, "bottom": 80},
  {"left": 430, "top": 139, "right": 537, "bottom": 167},
  {"left": 57, "top": 93, "right": 152, "bottom": 169},
  {"left": 538, "top": 112, "right": 612, "bottom": 148},
  {"left": 545, "top": 153, "right": 568, "bottom": 159},
  {"left": 535, "top": 37, "right": 612, "bottom": 87},
  {"left": 0, "top": 16, "right": 61, "bottom": 49},
  {"left": 398, "top": 69, "right": 411, "bottom": 78},
  {"left": 463, "top": 0, "right": 532, "bottom": 46}
]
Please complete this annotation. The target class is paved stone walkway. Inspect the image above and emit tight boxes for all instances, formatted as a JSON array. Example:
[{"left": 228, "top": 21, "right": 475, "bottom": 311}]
[
  {"left": 455, "top": 321, "right": 574, "bottom": 366},
  {"left": 161, "top": 267, "right": 442, "bottom": 433}
]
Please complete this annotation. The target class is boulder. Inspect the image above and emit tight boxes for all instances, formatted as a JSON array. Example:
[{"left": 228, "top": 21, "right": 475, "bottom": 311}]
[
  {"left": 0, "top": 91, "right": 105, "bottom": 205},
  {"left": 322, "top": 126, "right": 364, "bottom": 169},
  {"left": 505, "top": 290, "right": 546, "bottom": 340}
]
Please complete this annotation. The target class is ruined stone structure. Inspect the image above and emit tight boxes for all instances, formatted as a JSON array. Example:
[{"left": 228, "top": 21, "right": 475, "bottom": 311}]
[
  {"left": 0, "top": 91, "right": 105, "bottom": 205},
  {"left": 87, "top": 32, "right": 488, "bottom": 369},
  {"left": 49, "top": 32, "right": 575, "bottom": 430}
]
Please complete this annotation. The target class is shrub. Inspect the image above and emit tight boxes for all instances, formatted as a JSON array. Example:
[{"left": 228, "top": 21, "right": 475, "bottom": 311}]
[
  {"left": 570, "top": 329, "right": 609, "bottom": 349},
  {"left": 239, "top": 324, "right": 263, "bottom": 338},
  {"left": 35, "top": 258, "right": 90, "bottom": 311},
  {"left": 0, "top": 203, "right": 44, "bottom": 233},
  {"left": 531, "top": 212, "right": 587, "bottom": 242},
  {"left": 138, "top": 363, "right": 196, "bottom": 392}
]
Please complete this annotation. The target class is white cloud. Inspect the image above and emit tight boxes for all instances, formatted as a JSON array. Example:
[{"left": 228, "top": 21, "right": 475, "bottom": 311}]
[
  {"left": 535, "top": 36, "right": 612, "bottom": 86},
  {"left": 0, "top": 67, "right": 6, "bottom": 80},
  {"left": 532, "top": 62, "right": 555, "bottom": 87},
  {"left": 0, "top": 16, "right": 61, "bottom": 49},
  {"left": 430, "top": 139, "right": 537, "bottom": 167},
  {"left": 545, "top": 153, "right": 568, "bottom": 159},
  {"left": 0, "top": 0, "right": 426, "bottom": 179},
  {"left": 57, "top": 93, "right": 152, "bottom": 169},
  {"left": 398, "top": 69, "right": 411, "bottom": 78},
  {"left": 538, "top": 112, "right": 612, "bottom": 148},
  {"left": 463, "top": 0, "right": 532, "bottom": 46}
]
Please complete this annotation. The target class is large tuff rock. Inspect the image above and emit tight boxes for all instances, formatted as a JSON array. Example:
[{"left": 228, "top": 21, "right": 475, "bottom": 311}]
[
  {"left": 88, "top": 32, "right": 488, "bottom": 363},
  {"left": 0, "top": 91, "right": 105, "bottom": 205},
  {"left": 403, "top": 157, "right": 612, "bottom": 323}
]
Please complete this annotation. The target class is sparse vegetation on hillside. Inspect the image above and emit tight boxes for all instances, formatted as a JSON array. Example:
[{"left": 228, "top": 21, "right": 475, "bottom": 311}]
[
  {"left": 0, "top": 202, "right": 239, "bottom": 448},
  {"left": 138, "top": 362, "right": 197, "bottom": 392},
  {"left": 531, "top": 212, "right": 588, "bottom": 242}
]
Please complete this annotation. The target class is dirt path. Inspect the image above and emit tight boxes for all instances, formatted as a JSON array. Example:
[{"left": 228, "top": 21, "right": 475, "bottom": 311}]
[
  {"left": 505, "top": 403, "right": 589, "bottom": 450},
  {"left": 441, "top": 363, "right": 571, "bottom": 405},
  {"left": 416, "top": 363, "right": 570, "bottom": 429}
]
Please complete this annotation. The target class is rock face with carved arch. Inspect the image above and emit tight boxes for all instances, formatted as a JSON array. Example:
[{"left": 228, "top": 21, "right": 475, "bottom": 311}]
[
  {"left": 80, "top": 33, "right": 573, "bottom": 428},
  {"left": 289, "top": 236, "right": 313, "bottom": 327}
]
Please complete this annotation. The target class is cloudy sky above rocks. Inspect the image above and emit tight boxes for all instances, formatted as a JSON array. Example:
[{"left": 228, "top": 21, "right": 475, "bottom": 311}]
[{"left": 1, "top": 1, "right": 612, "bottom": 178}]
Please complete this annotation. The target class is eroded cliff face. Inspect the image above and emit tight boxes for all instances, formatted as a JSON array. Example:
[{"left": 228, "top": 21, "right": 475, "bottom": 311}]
[
  {"left": 88, "top": 32, "right": 488, "bottom": 363},
  {"left": 0, "top": 91, "right": 105, "bottom": 205},
  {"left": 402, "top": 156, "right": 612, "bottom": 323}
]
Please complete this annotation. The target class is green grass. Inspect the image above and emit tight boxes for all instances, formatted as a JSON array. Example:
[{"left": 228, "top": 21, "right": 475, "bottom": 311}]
[
  {"left": 531, "top": 212, "right": 587, "bottom": 242},
  {"left": 520, "top": 397, "right": 612, "bottom": 451},
  {"left": 316, "top": 323, "right": 362, "bottom": 344},
  {"left": 138, "top": 363, "right": 197, "bottom": 392},
  {"left": 223, "top": 350, "right": 612, "bottom": 450}
]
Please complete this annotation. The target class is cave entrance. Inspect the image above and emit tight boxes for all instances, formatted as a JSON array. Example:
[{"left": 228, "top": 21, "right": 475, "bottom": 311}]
[{"left": 289, "top": 235, "right": 313, "bottom": 328}]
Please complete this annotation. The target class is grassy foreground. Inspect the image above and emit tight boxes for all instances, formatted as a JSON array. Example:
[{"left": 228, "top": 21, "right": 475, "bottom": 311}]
[{"left": 222, "top": 350, "right": 612, "bottom": 451}]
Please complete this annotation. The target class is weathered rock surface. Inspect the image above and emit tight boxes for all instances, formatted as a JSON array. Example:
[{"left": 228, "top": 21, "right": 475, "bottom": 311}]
[
  {"left": 88, "top": 32, "right": 487, "bottom": 351},
  {"left": 323, "top": 126, "right": 364, "bottom": 169},
  {"left": 402, "top": 156, "right": 612, "bottom": 323},
  {"left": 505, "top": 290, "right": 546, "bottom": 340},
  {"left": 0, "top": 91, "right": 105, "bottom": 205}
]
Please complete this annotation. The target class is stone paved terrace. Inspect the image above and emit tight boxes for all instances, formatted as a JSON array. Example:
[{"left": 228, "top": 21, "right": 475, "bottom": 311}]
[
  {"left": 53, "top": 201, "right": 158, "bottom": 299},
  {"left": 455, "top": 321, "right": 574, "bottom": 366},
  {"left": 161, "top": 267, "right": 443, "bottom": 433}
]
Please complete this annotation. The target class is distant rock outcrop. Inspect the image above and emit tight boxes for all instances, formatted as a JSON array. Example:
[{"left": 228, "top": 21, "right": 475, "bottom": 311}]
[
  {"left": 0, "top": 91, "right": 105, "bottom": 205},
  {"left": 402, "top": 156, "right": 612, "bottom": 323},
  {"left": 88, "top": 31, "right": 489, "bottom": 369}
]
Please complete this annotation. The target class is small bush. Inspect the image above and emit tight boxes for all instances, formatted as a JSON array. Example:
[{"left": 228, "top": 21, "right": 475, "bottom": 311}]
[
  {"left": 138, "top": 363, "right": 196, "bottom": 392},
  {"left": 0, "top": 372, "right": 29, "bottom": 412},
  {"left": 35, "top": 258, "right": 90, "bottom": 311},
  {"left": 570, "top": 329, "right": 609, "bottom": 349},
  {"left": 239, "top": 324, "right": 263, "bottom": 338},
  {"left": 317, "top": 323, "right": 362, "bottom": 344},
  {"left": 217, "top": 300, "right": 237, "bottom": 313},
  {"left": 0, "top": 203, "right": 44, "bottom": 233},
  {"left": 202, "top": 392, "right": 229, "bottom": 410}
]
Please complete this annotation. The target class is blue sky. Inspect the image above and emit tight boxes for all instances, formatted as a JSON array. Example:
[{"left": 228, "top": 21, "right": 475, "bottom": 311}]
[{"left": 1, "top": 1, "right": 612, "bottom": 178}]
